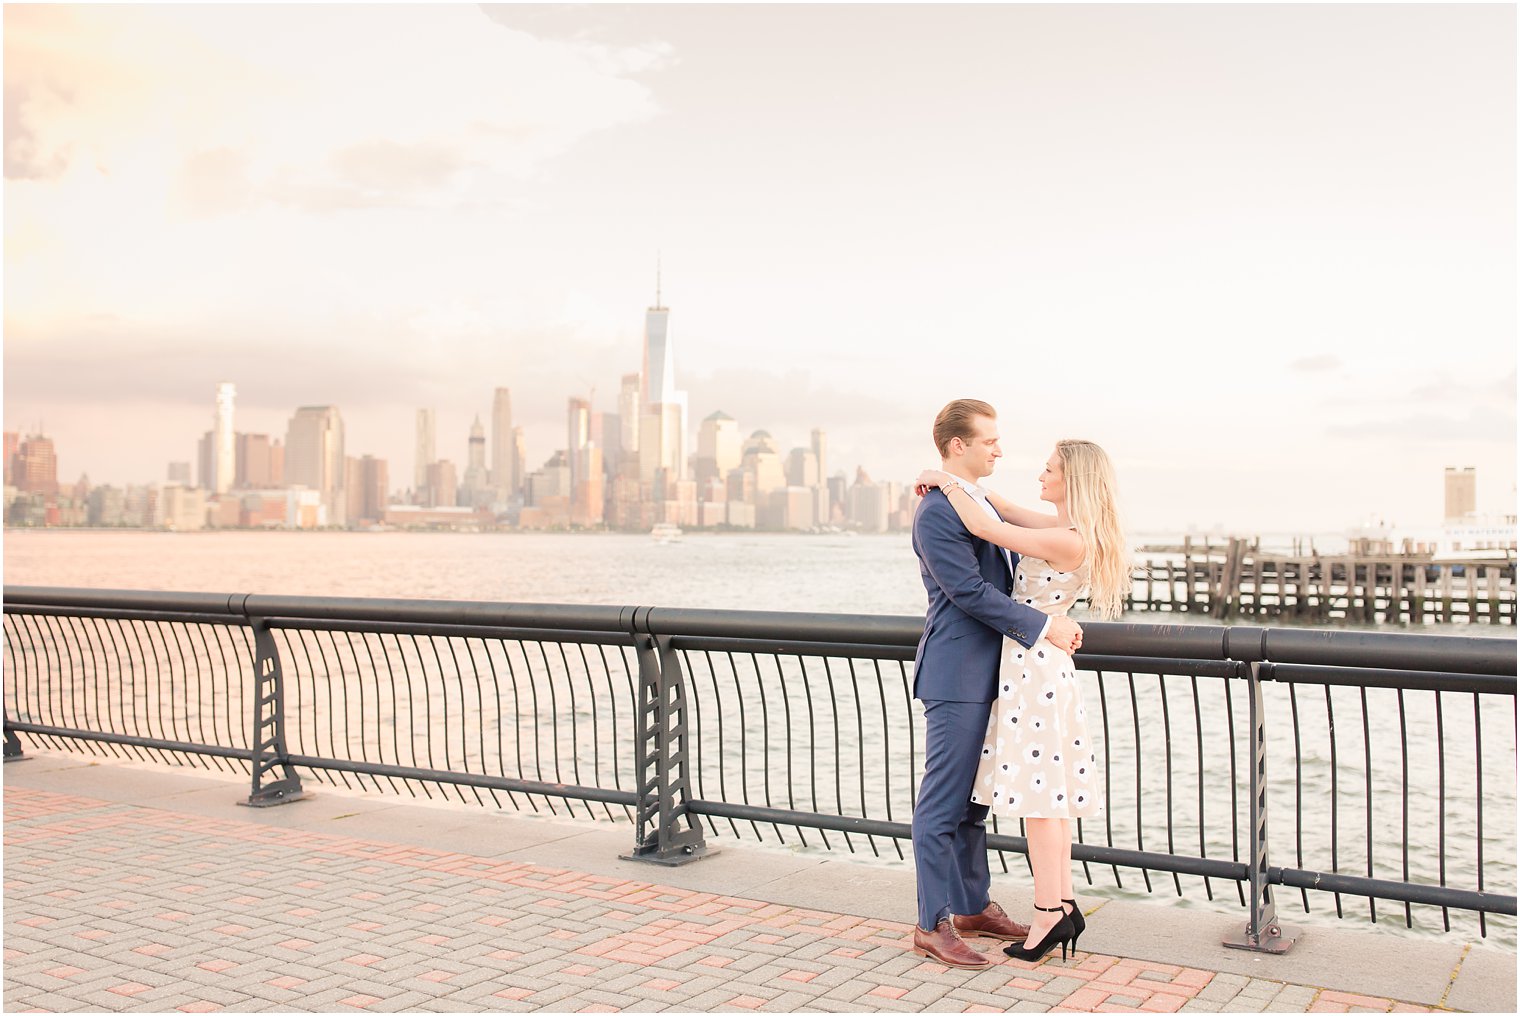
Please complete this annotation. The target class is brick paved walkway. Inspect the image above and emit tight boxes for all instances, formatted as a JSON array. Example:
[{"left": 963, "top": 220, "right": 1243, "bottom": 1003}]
[{"left": 2, "top": 778, "right": 1465, "bottom": 1013}]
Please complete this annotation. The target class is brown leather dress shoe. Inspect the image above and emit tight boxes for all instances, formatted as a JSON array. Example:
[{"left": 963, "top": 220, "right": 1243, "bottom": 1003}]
[
  {"left": 911, "top": 918, "right": 991, "bottom": 968},
  {"left": 953, "top": 901, "right": 1031, "bottom": 942}
]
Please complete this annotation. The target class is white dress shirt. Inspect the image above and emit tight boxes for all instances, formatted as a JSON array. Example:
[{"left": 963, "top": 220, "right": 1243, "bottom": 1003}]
[{"left": 952, "top": 478, "right": 1052, "bottom": 646}]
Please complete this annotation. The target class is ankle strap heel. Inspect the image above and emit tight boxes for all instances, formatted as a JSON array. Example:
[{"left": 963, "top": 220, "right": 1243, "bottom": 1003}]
[{"left": 1002, "top": 905, "right": 1075, "bottom": 964}]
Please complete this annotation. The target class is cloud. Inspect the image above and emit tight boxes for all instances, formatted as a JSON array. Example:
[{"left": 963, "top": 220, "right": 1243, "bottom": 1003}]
[
  {"left": 3, "top": 4, "right": 665, "bottom": 209},
  {"left": 1289, "top": 353, "right": 1342, "bottom": 372},
  {"left": 1325, "top": 405, "right": 1515, "bottom": 444}
]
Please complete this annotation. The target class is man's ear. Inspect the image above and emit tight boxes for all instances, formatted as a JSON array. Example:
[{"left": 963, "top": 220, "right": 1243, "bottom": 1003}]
[{"left": 949, "top": 436, "right": 963, "bottom": 456}]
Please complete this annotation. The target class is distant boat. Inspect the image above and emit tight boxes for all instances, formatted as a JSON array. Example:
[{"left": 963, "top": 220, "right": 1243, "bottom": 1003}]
[{"left": 651, "top": 522, "right": 683, "bottom": 543}]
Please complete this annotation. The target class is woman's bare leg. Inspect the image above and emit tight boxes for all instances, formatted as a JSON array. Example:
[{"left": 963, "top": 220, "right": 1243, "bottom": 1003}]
[
  {"left": 1023, "top": 818, "right": 1066, "bottom": 947},
  {"left": 1059, "top": 819, "right": 1075, "bottom": 901}
]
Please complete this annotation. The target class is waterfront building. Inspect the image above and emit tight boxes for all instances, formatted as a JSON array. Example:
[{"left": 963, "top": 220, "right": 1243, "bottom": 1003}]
[
  {"left": 594, "top": 410, "right": 622, "bottom": 485},
  {"left": 3, "top": 431, "right": 17, "bottom": 486},
  {"left": 812, "top": 430, "right": 833, "bottom": 520},
  {"left": 617, "top": 373, "right": 640, "bottom": 478},
  {"left": 608, "top": 474, "right": 644, "bottom": 530},
  {"left": 121, "top": 485, "right": 157, "bottom": 528},
  {"left": 213, "top": 382, "right": 236, "bottom": 494},
  {"left": 785, "top": 447, "right": 820, "bottom": 489},
  {"left": 740, "top": 431, "right": 785, "bottom": 504},
  {"left": 511, "top": 427, "right": 526, "bottom": 500},
  {"left": 827, "top": 472, "right": 848, "bottom": 525},
  {"left": 86, "top": 485, "right": 125, "bottom": 526},
  {"left": 767, "top": 486, "right": 818, "bottom": 531},
  {"left": 1445, "top": 466, "right": 1477, "bottom": 521},
  {"left": 491, "top": 388, "right": 514, "bottom": 503},
  {"left": 696, "top": 411, "right": 741, "bottom": 486},
  {"left": 232, "top": 489, "right": 320, "bottom": 529},
  {"left": 459, "top": 416, "right": 492, "bottom": 508},
  {"left": 167, "top": 462, "right": 192, "bottom": 485},
  {"left": 285, "top": 406, "right": 346, "bottom": 526},
  {"left": 155, "top": 484, "right": 205, "bottom": 532},
  {"left": 525, "top": 451, "right": 570, "bottom": 507},
  {"left": 381, "top": 504, "right": 493, "bottom": 531},
  {"left": 196, "top": 432, "right": 213, "bottom": 490},
  {"left": 12, "top": 434, "right": 58, "bottom": 496},
  {"left": 567, "top": 398, "right": 591, "bottom": 498},
  {"left": 206, "top": 495, "right": 241, "bottom": 529},
  {"left": 426, "top": 460, "right": 458, "bottom": 508},
  {"left": 725, "top": 500, "right": 756, "bottom": 529},
  {"left": 847, "top": 467, "right": 890, "bottom": 533},
  {"left": 698, "top": 499, "right": 727, "bottom": 528},
  {"left": 415, "top": 409, "right": 436, "bottom": 497},
  {"left": 518, "top": 494, "right": 571, "bottom": 530},
  {"left": 346, "top": 455, "right": 390, "bottom": 527},
  {"left": 236, "top": 434, "right": 280, "bottom": 489},
  {"left": 572, "top": 444, "right": 605, "bottom": 528}
]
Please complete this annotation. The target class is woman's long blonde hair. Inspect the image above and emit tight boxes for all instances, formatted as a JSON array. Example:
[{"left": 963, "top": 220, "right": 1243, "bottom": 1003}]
[{"left": 1057, "top": 439, "right": 1129, "bottom": 620}]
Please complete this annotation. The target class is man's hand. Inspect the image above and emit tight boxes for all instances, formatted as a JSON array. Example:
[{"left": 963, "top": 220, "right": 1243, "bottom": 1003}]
[{"left": 1046, "top": 616, "right": 1084, "bottom": 654}]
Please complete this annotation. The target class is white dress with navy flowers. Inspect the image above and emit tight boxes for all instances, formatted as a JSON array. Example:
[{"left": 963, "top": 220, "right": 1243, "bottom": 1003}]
[{"left": 970, "top": 555, "right": 1103, "bottom": 819}]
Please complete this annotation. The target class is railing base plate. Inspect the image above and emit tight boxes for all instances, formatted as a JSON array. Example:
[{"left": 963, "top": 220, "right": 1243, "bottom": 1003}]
[
  {"left": 1222, "top": 922, "right": 1300, "bottom": 954},
  {"left": 619, "top": 844, "right": 720, "bottom": 867},
  {"left": 239, "top": 782, "right": 312, "bottom": 809}
]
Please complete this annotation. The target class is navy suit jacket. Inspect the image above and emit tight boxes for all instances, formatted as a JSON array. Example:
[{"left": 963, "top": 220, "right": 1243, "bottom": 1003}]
[{"left": 911, "top": 489, "right": 1048, "bottom": 702}]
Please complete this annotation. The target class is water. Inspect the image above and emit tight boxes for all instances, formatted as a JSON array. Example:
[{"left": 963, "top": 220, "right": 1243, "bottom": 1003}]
[{"left": 4, "top": 530, "right": 1514, "bottom": 948}]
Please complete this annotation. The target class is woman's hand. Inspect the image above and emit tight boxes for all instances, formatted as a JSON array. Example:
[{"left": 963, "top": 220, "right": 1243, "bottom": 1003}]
[{"left": 913, "top": 468, "right": 951, "bottom": 497}]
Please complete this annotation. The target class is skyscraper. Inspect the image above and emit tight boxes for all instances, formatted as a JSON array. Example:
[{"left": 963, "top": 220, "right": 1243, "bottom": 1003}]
[
  {"left": 3, "top": 431, "right": 18, "bottom": 487},
  {"left": 696, "top": 411, "right": 741, "bottom": 485},
  {"left": 285, "top": 406, "right": 345, "bottom": 524},
  {"left": 567, "top": 397, "right": 591, "bottom": 495},
  {"left": 415, "top": 409, "right": 436, "bottom": 495},
  {"left": 491, "top": 388, "right": 514, "bottom": 503},
  {"left": 810, "top": 429, "right": 827, "bottom": 491},
  {"left": 213, "top": 382, "right": 236, "bottom": 494},
  {"left": 346, "top": 455, "right": 389, "bottom": 526},
  {"left": 236, "top": 433, "right": 277, "bottom": 488},
  {"left": 12, "top": 434, "right": 58, "bottom": 495},
  {"left": 461, "top": 416, "right": 491, "bottom": 507},
  {"left": 1445, "top": 467, "right": 1477, "bottom": 522},
  {"left": 618, "top": 373, "right": 640, "bottom": 460},
  {"left": 637, "top": 269, "right": 687, "bottom": 485},
  {"left": 512, "top": 427, "right": 526, "bottom": 496}
]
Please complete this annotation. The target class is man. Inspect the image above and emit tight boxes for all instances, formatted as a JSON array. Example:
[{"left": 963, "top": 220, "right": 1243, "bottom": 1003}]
[{"left": 909, "top": 399, "right": 1084, "bottom": 969}]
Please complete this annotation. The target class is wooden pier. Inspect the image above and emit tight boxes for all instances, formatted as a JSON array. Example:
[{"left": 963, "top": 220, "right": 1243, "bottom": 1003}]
[{"left": 1128, "top": 537, "right": 1516, "bottom": 624}]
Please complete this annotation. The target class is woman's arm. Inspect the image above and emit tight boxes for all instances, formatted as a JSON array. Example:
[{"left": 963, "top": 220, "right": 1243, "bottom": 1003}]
[
  {"left": 982, "top": 488, "right": 1063, "bottom": 529},
  {"left": 940, "top": 484, "right": 1083, "bottom": 567},
  {"left": 913, "top": 468, "right": 1061, "bottom": 529}
]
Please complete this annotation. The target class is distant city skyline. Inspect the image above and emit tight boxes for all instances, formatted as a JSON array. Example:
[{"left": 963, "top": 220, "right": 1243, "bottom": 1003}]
[{"left": 4, "top": 4, "right": 1514, "bottom": 531}]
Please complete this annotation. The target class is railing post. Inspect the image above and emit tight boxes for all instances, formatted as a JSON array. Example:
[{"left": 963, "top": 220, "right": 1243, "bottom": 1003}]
[
  {"left": 242, "top": 616, "right": 306, "bottom": 808},
  {"left": 621, "top": 628, "right": 713, "bottom": 865},
  {"left": 4, "top": 707, "right": 25, "bottom": 762},
  {"left": 1223, "top": 660, "right": 1298, "bottom": 953}
]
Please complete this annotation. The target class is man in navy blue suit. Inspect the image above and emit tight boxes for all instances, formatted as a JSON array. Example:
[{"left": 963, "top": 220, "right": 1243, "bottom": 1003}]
[{"left": 909, "top": 399, "right": 1084, "bottom": 968}]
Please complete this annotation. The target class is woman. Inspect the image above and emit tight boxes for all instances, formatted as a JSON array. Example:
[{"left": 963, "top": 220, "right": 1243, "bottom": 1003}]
[{"left": 916, "top": 439, "right": 1128, "bottom": 963}]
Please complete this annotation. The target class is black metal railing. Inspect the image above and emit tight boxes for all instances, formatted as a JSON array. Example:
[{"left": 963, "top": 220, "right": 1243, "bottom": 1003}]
[{"left": 3, "top": 585, "right": 1514, "bottom": 949}]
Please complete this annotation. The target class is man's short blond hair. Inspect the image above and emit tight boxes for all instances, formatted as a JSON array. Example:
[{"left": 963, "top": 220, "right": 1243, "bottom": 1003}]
[{"left": 933, "top": 399, "right": 996, "bottom": 457}]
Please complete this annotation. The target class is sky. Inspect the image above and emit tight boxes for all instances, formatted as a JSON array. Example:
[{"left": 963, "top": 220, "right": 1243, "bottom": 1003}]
[{"left": 3, "top": 2, "right": 1515, "bottom": 533}]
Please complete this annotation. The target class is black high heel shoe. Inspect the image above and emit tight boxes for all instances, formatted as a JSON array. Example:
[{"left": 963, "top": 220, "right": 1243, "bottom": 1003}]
[
  {"left": 1002, "top": 904, "right": 1075, "bottom": 963},
  {"left": 1062, "top": 898, "right": 1086, "bottom": 950}
]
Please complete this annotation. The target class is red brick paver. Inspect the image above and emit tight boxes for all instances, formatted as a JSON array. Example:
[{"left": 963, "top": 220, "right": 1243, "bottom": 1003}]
[{"left": 2, "top": 783, "right": 1458, "bottom": 1014}]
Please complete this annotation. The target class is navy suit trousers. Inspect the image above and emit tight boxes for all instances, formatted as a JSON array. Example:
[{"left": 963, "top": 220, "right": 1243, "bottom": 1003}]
[{"left": 911, "top": 697, "right": 994, "bottom": 930}]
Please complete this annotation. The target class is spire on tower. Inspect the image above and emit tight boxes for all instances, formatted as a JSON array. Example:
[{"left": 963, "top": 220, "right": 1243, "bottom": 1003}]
[{"left": 655, "top": 252, "right": 663, "bottom": 309}]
